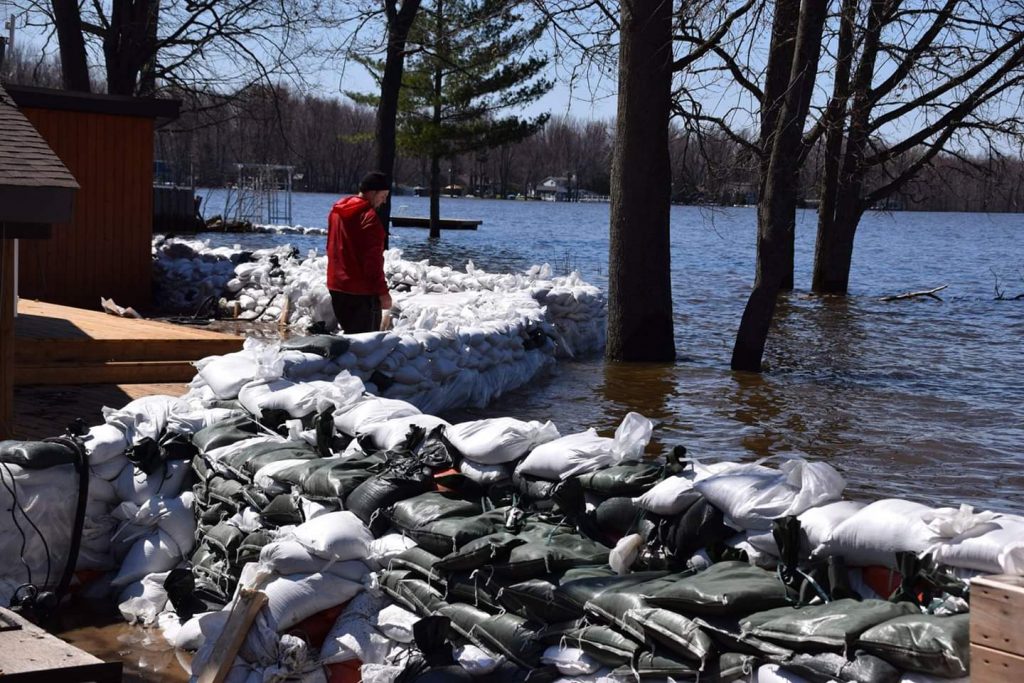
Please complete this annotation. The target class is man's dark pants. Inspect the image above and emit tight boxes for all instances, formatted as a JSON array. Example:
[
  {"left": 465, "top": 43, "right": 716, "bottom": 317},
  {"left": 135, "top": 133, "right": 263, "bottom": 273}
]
[{"left": 330, "top": 291, "right": 381, "bottom": 334}]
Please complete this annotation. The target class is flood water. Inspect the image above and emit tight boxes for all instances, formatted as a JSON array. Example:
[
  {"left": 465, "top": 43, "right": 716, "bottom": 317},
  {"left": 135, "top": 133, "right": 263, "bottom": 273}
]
[{"left": 197, "top": 190, "right": 1024, "bottom": 513}]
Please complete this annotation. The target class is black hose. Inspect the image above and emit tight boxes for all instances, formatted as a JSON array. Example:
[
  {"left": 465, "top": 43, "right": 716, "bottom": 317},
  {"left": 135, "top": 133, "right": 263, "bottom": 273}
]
[{"left": 44, "top": 434, "right": 90, "bottom": 610}]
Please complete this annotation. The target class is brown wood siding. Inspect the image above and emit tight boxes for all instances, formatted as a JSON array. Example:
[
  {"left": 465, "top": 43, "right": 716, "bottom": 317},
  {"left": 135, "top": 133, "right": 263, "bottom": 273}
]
[{"left": 16, "top": 108, "right": 153, "bottom": 310}]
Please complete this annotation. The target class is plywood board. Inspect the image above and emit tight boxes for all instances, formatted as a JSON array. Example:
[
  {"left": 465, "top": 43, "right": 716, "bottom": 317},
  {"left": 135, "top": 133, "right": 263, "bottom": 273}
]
[
  {"left": 971, "top": 643, "right": 1024, "bottom": 683},
  {"left": 972, "top": 575, "right": 1024, "bottom": 656}
]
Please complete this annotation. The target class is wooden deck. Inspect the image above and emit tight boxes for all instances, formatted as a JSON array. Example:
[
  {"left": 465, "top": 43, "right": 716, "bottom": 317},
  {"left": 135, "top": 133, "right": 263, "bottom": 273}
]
[
  {"left": 14, "top": 300, "right": 243, "bottom": 385},
  {"left": 0, "top": 607, "right": 122, "bottom": 682}
]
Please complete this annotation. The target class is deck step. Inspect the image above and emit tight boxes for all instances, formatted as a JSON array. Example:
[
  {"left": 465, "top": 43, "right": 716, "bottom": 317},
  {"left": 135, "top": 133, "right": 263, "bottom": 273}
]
[
  {"left": 15, "top": 360, "right": 199, "bottom": 385},
  {"left": 15, "top": 337, "right": 241, "bottom": 364}
]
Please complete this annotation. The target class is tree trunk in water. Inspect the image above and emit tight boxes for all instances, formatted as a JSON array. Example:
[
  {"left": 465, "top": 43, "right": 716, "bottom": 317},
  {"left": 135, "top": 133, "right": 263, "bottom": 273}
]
[
  {"left": 606, "top": 0, "right": 675, "bottom": 362},
  {"left": 429, "top": 153, "right": 441, "bottom": 239},
  {"left": 812, "top": 201, "right": 861, "bottom": 293},
  {"left": 51, "top": 0, "right": 92, "bottom": 92},
  {"left": 732, "top": 0, "right": 828, "bottom": 372},
  {"left": 375, "top": 0, "right": 422, "bottom": 247}
]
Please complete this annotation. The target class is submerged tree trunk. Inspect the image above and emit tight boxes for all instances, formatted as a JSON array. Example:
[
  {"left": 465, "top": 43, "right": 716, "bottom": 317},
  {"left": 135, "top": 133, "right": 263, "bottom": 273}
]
[
  {"left": 375, "top": 0, "right": 422, "bottom": 245},
  {"left": 606, "top": 0, "right": 675, "bottom": 362},
  {"left": 732, "top": 0, "right": 828, "bottom": 372},
  {"left": 428, "top": 0, "right": 444, "bottom": 240},
  {"left": 51, "top": 0, "right": 92, "bottom": 92}
]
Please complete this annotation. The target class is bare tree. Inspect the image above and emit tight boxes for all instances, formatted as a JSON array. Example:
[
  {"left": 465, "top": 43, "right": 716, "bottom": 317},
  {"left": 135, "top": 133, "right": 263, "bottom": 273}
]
[{"left": 811, "top": 0, "right": 1024, "bottom": 293}]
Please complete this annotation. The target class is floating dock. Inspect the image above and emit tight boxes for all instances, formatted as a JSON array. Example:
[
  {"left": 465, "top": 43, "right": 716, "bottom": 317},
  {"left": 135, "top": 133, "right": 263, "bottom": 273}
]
[
  {"left": 390, "top": 216, "right": 481, "bottom": 230},
  {"left": 14, "top": 300, "right": 243, "bottom": 385}
]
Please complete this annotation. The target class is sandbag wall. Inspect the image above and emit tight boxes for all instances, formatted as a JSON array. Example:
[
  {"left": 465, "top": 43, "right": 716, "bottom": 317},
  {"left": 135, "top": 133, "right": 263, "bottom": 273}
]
[
  {"left": 152, "top": 235, "right": 606, "bottom": 358},
  {"left": 12, "top": 354, "right": 1024, "bottom": 682}
]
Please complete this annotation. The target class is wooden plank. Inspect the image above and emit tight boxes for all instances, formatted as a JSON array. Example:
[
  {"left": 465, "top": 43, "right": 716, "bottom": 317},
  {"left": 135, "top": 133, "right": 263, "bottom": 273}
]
[
  {"left": 972, "top": 643, "right": 1024, "bottom": 683},
  {"left": 15, "top": 300, "right": 244, "bottom": 341},
  {"left": 972, "top": 575, "right": 1024, "bottom": 656},
  {"left": 196, "top": 589, "right": 268, "bottom": 683},
  {"left": 0, "top": 607, "right": 122, "bottom": 682},
  {"left": 16, "top": 338, "right": 242, "bottom": 364},
  {"left": 1, "top": 240, "right": 15, "bottom": 439},
  {"left": 15, "top": 360, "right": 202, "bottom": 385}
]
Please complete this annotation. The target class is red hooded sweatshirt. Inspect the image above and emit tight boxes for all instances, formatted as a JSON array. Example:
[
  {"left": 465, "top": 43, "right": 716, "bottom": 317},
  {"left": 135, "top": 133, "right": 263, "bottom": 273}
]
[{"left": 326, "top": 195, "right": 388, "bottom": 295}]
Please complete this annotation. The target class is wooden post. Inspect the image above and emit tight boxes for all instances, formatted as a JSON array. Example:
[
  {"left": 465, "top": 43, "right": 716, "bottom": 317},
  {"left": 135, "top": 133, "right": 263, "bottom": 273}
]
[
  {"left": 196, "top": 588, "right": 268, "bottom": 683},
  {"left": 0, "top": 238, "right": 14, "bottom": 439}
]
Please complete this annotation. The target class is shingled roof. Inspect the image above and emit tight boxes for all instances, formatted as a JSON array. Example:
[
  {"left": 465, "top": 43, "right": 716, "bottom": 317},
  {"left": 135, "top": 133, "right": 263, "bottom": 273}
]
[{"left": 0, "top": 82, "right": 78, "bottom": 228}]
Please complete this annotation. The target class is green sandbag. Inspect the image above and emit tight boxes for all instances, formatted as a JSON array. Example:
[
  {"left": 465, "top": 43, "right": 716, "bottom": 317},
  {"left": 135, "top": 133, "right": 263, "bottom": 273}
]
[
  {"left": 583, "top": 574, "right": 682, "bottom": 639},
  {"left": 202, "top": 521, "right": 245, "bottom": 559},
  {"left": 439, "top": 571, "right": 504, "bottom": 612},
  {"left": 389, "top": 546, "right": 442, "bottom": 579},
  {"left": 784, "top": 650, "right": 901, "bottom": 683},
  {"left": 299, "top": 461, "right": 373, "bottom": 501},
  {"left": 575, "top": 462, "right": 665, "bottom": 496},
  {"left": 694, "top": 616, "right": 794, "bottom": 660},
  {"left": 260, "top": 493, "right": 303, "bottom": 527},
  {"left": 222, "top": 439, "right": 319, "bottom": 479},
  {"left": 435, "top": 531, "right": 526, "bottom": 572},
  {"left": 497, "top": 532, "right": 609, "bottom": 579},
  {"left": 742, "top": 599, "right": 918, "bottom": 652},
  {"left": 648, "top": 561, "right": 789, "bottom": 616},
  {"left": 192, "top": 414, "right": 259, "bottom": 453},
  {"left": 626, "top": 607, "right": 716, "bottom": 663},
  {"left": 390, "top": 491, "right": 483, "bottom": 532},
  {"left": 717, "top": 652, "right": 762, "bottom": 682},
  {"left": 857, "top": 612, "right": 970, "bottom": 678},
  {"left": 611, "top": 652, "right": 700, "bottom": 681},
  {"left": 235, "top": 529, "right": 274, "bottom": 567},
  {"left": 411, "top": 508, "right": 508, "bottom": 556},
  {"left": 500, "top": 576, "right": 583, "bottom": 623},
  {"left": 395, "top": 578, "right": 449, "bottom": 616},
  {"left": 0, "top": 440, "right": 78, "bottom": 468},
  {"left": 560, "top": 625, "right": 643, "bottom": 666},
  {"left": 558, "top": 570, "right": 668, "bottom": 610}
]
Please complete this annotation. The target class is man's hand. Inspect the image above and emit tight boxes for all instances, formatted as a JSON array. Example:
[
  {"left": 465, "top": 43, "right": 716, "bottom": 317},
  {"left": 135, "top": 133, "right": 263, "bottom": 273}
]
[{"left": 379, "top": 292, "right": 393, "bottom": 310}]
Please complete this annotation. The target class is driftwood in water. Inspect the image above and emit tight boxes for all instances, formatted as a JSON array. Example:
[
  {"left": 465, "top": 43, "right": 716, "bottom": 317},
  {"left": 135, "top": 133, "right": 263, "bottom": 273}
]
[{"left": 879, "top": 284, "right": 948, "bottom": 302}]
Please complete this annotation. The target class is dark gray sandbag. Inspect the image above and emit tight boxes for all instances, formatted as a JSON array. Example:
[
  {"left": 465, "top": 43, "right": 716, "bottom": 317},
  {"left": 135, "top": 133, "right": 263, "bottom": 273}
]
[
  {"left": 280, "top": 334, "right": 350, "bottom": 358},
  {"left": 192, "top": 414, "right": 259, "bottom": 453},
  {"left": 857, "top": 612, "right": 970, "bottom": 678},
  {"left": 299, "top": 461, "right": 373, "bottom": 502},
  {"left": 575, "top": 462, "right": 665, "bottom": 496},
  {"left": 611, "top": 652, "right": 701, "bottom": 681},
  {"left": 389, "top": 546, "right": 442, "bottom": 579},
  {"left": 496, "top": 532, "right": 609, "bottom": 579},
  {"left": 222, "top": 439, "right": 319, "bottom": 479},
  {"left": 582, "top": 573, "right": 683, "bottom": 639},
  {"left": 395, "top": 578, "right": 449, "bottom": 616},
  {"left": 783, "top": 650, "right": 901, "bottom": 683},
  {"left": 626, "top": 606, "right": 716, "bottom": 663},
  {"left": 647, "top": 560, "right": 789, "bottom": 616},
  {"left": 694, "top": 616, "right": 794, "bottom": 660},
  {"left": 201, "top": 521, "right": 245, "bottom": 559},
  {"left": 666, "top": 494, "right": 735, "bottom": 559},
  {"left": 389, "top": 491, "right": 483, "bottom": 533},
  {"left": 591, "top": 496, "right": 646, "bottom": 544},
  {"left": 439, "top": 603, "right": 544, "bottom": 668},
  {"left": 717, "top": 652, "right": 762, "bottom": 682},
  {"left": 0, "top": 439, "right": 78, "bottom": 468},
  {"left": 346, "top": 471, "right": 432, "bottom": 532},
  {"left": 558, "top": 570, "right": 671, "bottom": 611},
  {"left": 438, "top": 571, "right": 504, "bottom": 612},
  {"left": 410, "top": 508, "right": 508, "bottom": 556},
  {"left": 500, "top": 576, "right": 583, "bottom": 623},
  {"left": 259, "top": 493, "right": 303, "bottom": 527},
  {"left": 435, "top": 531, "right": 527, "bottom": 572},
  {"left": 741, "top": 598, "right": 918, "bottom": 652},
  {"left": 560, "top": 625, "right": 642, "bottom": 667},
  {"left": 235, "top": 529, "right": 274, "bottom": 567}
]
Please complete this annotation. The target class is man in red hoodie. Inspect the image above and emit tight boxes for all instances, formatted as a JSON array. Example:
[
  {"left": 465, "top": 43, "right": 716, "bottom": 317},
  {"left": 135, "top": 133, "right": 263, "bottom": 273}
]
[{"left": 326, "top": 172, "right": 393, "bottom": 333}]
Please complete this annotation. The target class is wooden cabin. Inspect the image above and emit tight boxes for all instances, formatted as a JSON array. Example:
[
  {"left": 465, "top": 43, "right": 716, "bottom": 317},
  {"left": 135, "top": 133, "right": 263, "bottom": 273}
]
[
  {"left": 4, "top": 85, "right": 179, "bottom": 311},
  {"left": 0, "top": 83, "right": 79, "bottom": 438}
]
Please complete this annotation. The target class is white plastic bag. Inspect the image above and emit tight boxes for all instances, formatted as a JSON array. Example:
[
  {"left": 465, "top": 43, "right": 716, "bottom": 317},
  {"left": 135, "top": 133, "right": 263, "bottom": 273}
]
[
  {"left": 609, "top": 533, "right": 645, "bottom": 575},
  {"left": 815, "top": 498, "right": 939, "bottom": 567},
  {"left": 292, "top": 511, "right": 374, "bottom": 561},
  {"left": 931, "top": 514, "right": 1024, "bottom": 574},
  {"left": 455, "top": 644, "right": 504, "bottom": 676},
  {"left": 333, "top": 397, "right": 421, "bottom": 437},
  {"left": 357, "top": 414, "right": 451, "bottom": 451},
  {"left": 459, "top": 458, "right": 510, "bottom": 485},
  {"left": 541, "top": 645, "right": 601, "bottom": 676}
]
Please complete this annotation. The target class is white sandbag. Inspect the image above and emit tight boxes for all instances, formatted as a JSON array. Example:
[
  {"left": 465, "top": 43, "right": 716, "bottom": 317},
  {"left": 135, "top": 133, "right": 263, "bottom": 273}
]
[
  {"left": 333, "top": 397, "right": 421, "bottom": 436},
  {"left": 815, "top": 499, "right": 939, "bottom": 567},
  {"left": 367, "top": 534, "right": 418, "bottom": 569},
  {"left": 91, "top": 453, "right": 130, "bottom": 481},
  {"left": 361, "top": 664, "right": 405, "bottom": 683},
  {"left": 263, "top": 572, "right": 363, "bottom": 631},
  {"left": 197, "top": 353, "right": 260, "bottom": 399},
  {"left": 111, "top": 529, "right": 181, "bottom": 587},
  {"left": 113, "top": 459, "right": 190, "bottom": 505},
  {"left": 932, "top": 514, "right": 1024, "bottom": 574},
  {"left": 238, "top": 378, "right": 322, "bottom": 419},
  {"left": 541, "top": 646, "right": 601, "bottom": 676},
  {"left": 515, "top": 412, "right": 653, "bottom": 480},
  {"left": 695, "top": 458, "right": 845, "bottom": 530},
  {"left": 83, "top": 423, "right": 129, "bottom": 464},
  {"left": 88, "top": 474, "right": 119, "bottom": 504},
  {"left": 292, "top": 512, "right": 374, "bottom": 561},
  {"left": 373, "top": 604, "right": 418, "bottom": 643},
  {"left": 175, "top": 610, "right": 231, "bottom": 651},
  {"left": 344, "top": 331, "right": 400, "bottom": 357},
  {"left": 748, "top": 500, "right": 867, "bottom": 557},
  {"left": 111, "top": 492, "right": 196, "bottom": 558},
  {"left": 445, "top": 417, "right": 560, "bottom": 464},
  {"left": 633, "top": 475, "right": 696, "bottom": 515},
  {"left": 757, "top": 664, "right": 814, "bottom": 683},
  {"left": 321, "top": 614, "right": 393, "bottom": 664},
  {"left": 118, "top": 570, "right": 170, "bottom": 626},
  {"left": 357, "top": 414, "right": 451, "bottom": 450},
  {"left": 259, "top": 540, "right": 369, "bottom": 581},
  {"left": 459, "top": 458, "right": 510, "bottom": 485},
  {"left": 900, "top": 675, "right": 968, "bottom": 683},
  {"left": 455, "top": 644, "right": 504, "bottom": 675},
  {"left": 102, "top": 394, "right": 189, "bottom": 445}
]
